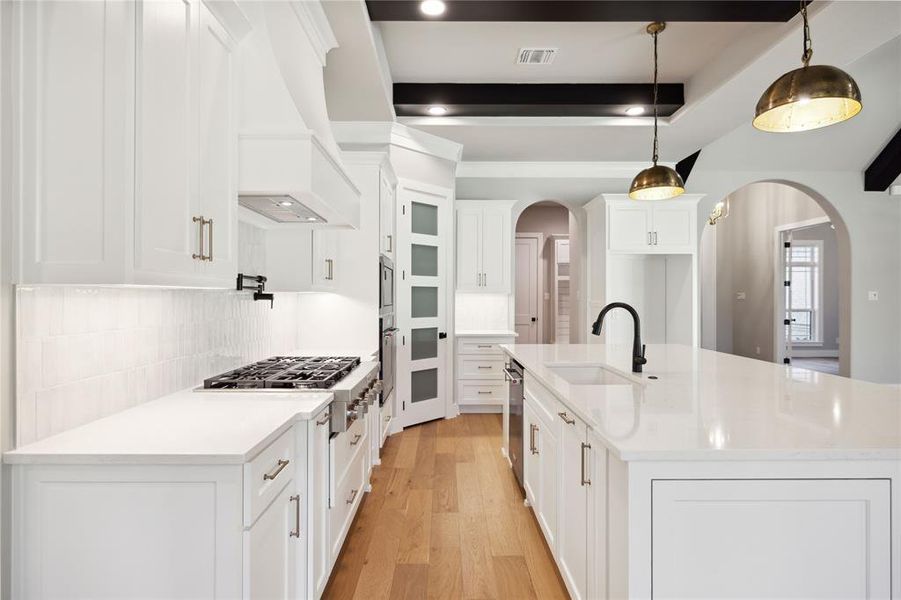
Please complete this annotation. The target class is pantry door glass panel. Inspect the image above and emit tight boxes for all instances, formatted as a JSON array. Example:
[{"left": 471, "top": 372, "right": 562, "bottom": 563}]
[{"left": 397, "top": 180, "right": 452, "bottom": 427}]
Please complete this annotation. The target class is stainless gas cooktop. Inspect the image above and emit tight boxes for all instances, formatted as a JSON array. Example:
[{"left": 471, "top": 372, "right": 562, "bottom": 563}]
[{"left": 202, "top": 356, "right": 361, "bottom": 390}]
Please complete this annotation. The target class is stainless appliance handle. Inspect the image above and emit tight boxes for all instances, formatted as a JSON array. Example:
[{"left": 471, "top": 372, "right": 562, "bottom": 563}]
[
  {"left": 289, "top": 494, "right": 300, "bottom": 538},
  {"left": 581, "top": 442, "right": 591, "bottom": 486},
  {"left": 263, "top": 458, "right": 290, "bottom": 481},
  {"left": 503, "top": 367, "right": 522, "bottom": 383}
]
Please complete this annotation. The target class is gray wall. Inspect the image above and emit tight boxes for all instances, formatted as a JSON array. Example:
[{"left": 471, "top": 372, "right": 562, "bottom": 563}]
[{"left": 707, "top": 183, "right": 830, "bottom": 363}]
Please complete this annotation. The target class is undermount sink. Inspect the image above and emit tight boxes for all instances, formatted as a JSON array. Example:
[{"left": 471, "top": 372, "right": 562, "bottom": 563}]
[{"left": 546, "top": 364, "right": 634, "bottom": 386}]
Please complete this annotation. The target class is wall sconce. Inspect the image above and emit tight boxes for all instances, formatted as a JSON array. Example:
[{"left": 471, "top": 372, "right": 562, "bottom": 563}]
[{"left": 707, "top": 200, "right": 730, "bottom": 225}]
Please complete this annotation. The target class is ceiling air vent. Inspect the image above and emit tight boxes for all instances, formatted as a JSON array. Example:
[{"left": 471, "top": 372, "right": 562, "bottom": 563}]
[{"left": 516, "top": 48, "right": 558, "bottom": 65}]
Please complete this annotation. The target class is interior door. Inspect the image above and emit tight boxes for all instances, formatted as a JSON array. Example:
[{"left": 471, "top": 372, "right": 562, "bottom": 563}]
[
  {"left": 397, "top": 180, "right": 452, "bottom": 427},
  {"left": 779, "top": 229, "right": 794, "bottom": 365},
  {"left": 514, "top": 236, "right": 540, "bottom": 343}
]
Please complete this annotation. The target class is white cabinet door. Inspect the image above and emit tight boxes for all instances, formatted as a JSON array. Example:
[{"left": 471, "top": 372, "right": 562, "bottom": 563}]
[
  {"left": 311, "top": 230, "right": 338, "bottom": 290},
  {"left": 651, "top": 204, "right": 695, "bottom": 252},
  {"left": 17, "top": 0, "right": 134, "bottom": 284},
  {"left": 134, "top": 0, "right": 200, "bottom": 280},
  {"left": 196, "top": 3, "right": 237, "bottom": 283},
  {"left": 380, "top": 172, "right": 396, "bottom": 259},
  {"left": 558, "top": 419, "right": 589, "bottom": 600},
  {"left": 310, "top": 408, "right": 331, "bottom": 599},
  {"left": 534, "top": 409, "right": 559, "bottom": 551},
  {"left": 608, "top": 204, "right": 651, "bottom": 252},
  {"left": 522, "top": 400, "right": 539, "bottom": 506},
  {"left": 480, "top": 206, "right": 510, "bottom": 292},
  {"left": 587, "top": 434, "right": 608, "bottom": 600},
  {"left": 455, "top": 207, "right": 482, "bottom": 291},
  {"left": 245, "top": 483, "right": 299, "bottom": 600},
  {"left": 652, "top": 479, "right": 892, "bottom": 600}
]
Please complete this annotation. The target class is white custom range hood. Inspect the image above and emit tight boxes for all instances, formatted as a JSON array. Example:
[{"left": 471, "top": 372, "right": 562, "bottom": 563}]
[{"left": 236, "top": 1, "right": 360, "bottom": 228}]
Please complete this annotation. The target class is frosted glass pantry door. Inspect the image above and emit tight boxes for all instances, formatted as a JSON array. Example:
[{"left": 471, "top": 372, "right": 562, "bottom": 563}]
[{"left": 396, "top": 180, "right": 453, "bottom": 427}]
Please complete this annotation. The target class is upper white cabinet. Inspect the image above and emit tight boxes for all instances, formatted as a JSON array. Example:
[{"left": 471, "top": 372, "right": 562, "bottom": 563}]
[
  {"left": 606, "top": 195, "right": 700, "bottom": 254},
  {"left": 455, "top": 201, "right": 512, "bottom": 293},
  {"left": 380, "top": 170, "right": 397, "bottom": 259},
  {"left": 13, "top": 0, "right": 239, "bottom": 287},
  {"left": 311, "top": 229, "right": 339, "bottom": 291}
]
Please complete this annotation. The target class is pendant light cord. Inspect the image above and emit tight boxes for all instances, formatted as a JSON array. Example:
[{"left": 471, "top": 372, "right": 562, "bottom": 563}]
[
  {"left": 801, "top": 0, "right": 812, "bottom": 67},
  {"left": 652, "top": 28, "right": 659, "bottom": 166}
]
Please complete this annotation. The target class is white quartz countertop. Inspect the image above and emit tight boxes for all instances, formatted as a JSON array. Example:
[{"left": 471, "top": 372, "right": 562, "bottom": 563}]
[
  {"left": 4, "top": 389, "right": 332, "bottom": 466},
  {"left": 501, "top": 343, "right": 901, "bottom": 461}
]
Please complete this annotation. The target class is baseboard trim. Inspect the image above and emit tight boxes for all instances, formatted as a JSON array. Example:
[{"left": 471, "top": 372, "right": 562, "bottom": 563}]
[
  {"left": 792, "top": 349, "right": 839, "bottom": 358},
  {"left": 458, "top": 405, "right": 503, "bottom": 414}
]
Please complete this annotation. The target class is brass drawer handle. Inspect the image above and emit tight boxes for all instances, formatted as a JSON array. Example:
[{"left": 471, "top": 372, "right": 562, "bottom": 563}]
[
  {"left": 263, "top": 458, "right": 289, "bottom": 481},
  {"left": 315, "top": 412, "right": 330, "bottom": 426},
  {"left": 581, "top": 442, "right": 591, "bottom": 486},
  {"left": 206, "top": 218, "right": 214, "bottom": 261},
  {"left": 530, "top": 424, "right": 539, "bottom": 455},
  {"left": 350, "top": 434, "right": 362, "bottom": 446},
  {"left": 477, "top": 390, "right": 493, "bottom": 395},
  {"left": 192, "top": 216, "right": 206, "bottom": 260},
  {"left": 289, "top": 494, "right": 300, "bottom": 538},
  {"left": 477, "top": 344, "right": 492, "bottom": 348},
  {"left": 477, "top": 365, "right": 493, "bottom": 370},
  {"left": 346, "top": 489, "right": 359, "bottom": 504},
  {"left": 558, "top": 411, "right": 576, "bottom": 425}
]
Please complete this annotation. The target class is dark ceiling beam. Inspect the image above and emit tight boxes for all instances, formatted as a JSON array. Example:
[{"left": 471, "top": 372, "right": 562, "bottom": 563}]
[
  {"left": 367, "top": 1, "right": 805, "bottom": 22},
  {"left": 864, "top": 128, "right": 901, "bottom": 192},
  {"left": 393, "top": 82, "right": 684, "bottom": 118},
  {"left": 675, "top": 150, "right": 701, "bottom": 184}
]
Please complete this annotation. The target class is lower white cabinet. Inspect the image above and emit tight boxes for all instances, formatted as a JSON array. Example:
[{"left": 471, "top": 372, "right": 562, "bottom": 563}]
[
  {"left": 455, "top": 334, "right": 514, "bottom": 410},
  {"left": 246, "top": 483, "right": 299, "bottom": 600},
  {"left": 309, "top": 407, "right": 331, "bottom": 599},
  {"left": 523, "top": 384, "right": 559, "bottom": 551},
  {"left": 558, "top": 413, "right": 590, "bottom": 600}
]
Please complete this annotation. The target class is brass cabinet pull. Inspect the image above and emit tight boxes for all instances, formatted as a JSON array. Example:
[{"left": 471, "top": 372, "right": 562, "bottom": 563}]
[
  {"left": 346, "top": 489, "right": 358, "bottom": 505},
  {"left": 580, "top": 442, "right": 591, "bottom": 486},
  {"left": 530, "top": 424, "right": 539, "bottom": 455},
  {"left": 477, "top": 344, "right": 492, "bottom": 348},
  {"left": 206, "top": 218, "right": 213, "bottom": 261},
  {"left": 477, "top": 390, "right": 493, "bottom": 395},
  {"left": 315, "top": 412, "right": 330, "bottom": 426},
  {"left": 325, "top": 258, "right": 334, "bottom": 280},
  {"left": 192, "top": 216, "right": 205, "bottom": 260},
  {"left": 477, "top": 365, "right": 493, "bottom": 370},
  {"left": 386, "top": 234, "right": 392, "bottom": 252},
  {"left": 289, "top": 494, "right": 300, "bottom": 538},
  {"left": 558, "top": 412, "right": 576, "bottom": 425},
  {"left": 263, "top": 458, "right": 289, "bottom": 481},
  {"left": 350, "top": 434, "right": 362, "bottom": 446}
]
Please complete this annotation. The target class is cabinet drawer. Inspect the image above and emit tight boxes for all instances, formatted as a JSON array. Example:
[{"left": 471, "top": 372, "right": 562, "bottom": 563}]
[
  {"left": 457, "top": 356, "right": 506, "bottom": 380},
  {"left": 329, "top": 441, "right": 365, "bottom": 560},
  {"left": 245, "top": 427, "right": 296, "bottom": 526},
  {"left": 331, "top": 416, "right": 367, "bottom": 489},
  {"left": 457, "top": 381, "right": 507, "bottom": 405},
  {"left": 524, "top": 374, "right": 564, "bottom": 426},
  {"left": 457, "top": 337, "right": 513, "bottom": 355}
]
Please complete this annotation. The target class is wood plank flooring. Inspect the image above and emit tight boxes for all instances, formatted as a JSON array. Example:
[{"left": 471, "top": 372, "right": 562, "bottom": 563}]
[{"left": 323, "top": 414, "right": 569, "bottom": 600}]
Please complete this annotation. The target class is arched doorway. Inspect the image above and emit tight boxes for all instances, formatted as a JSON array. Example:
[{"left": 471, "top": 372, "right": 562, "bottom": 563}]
[
  {"left": 512, "top": 200, "right": 580, "bottom": 344},
  {"left": 700, "top": 181, "right": 851, "bottom": 376}
]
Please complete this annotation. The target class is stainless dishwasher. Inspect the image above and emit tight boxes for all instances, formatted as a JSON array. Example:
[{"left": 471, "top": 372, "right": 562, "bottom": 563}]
[{"left": 504, "top": 359, "right": 525, "bottom": 491}]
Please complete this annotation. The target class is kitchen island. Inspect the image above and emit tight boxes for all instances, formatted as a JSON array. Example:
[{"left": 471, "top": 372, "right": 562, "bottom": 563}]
[{"left": 501, "top": 343, "right": 901, "bottom": 600}]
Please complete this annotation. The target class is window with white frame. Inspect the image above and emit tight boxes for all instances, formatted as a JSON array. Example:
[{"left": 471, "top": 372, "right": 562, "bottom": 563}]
[{"left": 785, "top": 240, "right": 823, "bottom": 344}]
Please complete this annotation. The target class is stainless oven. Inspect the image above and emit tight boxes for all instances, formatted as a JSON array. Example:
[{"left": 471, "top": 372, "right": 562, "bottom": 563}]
[
  {"left": 505, "top": 359, "right": 524, "bottom": 491},
  {"left": 379, "top": 314, "right": 396, "bottom": 406},
  {"left": 379, "top": 255, "right": 394, "bottom": 317}
]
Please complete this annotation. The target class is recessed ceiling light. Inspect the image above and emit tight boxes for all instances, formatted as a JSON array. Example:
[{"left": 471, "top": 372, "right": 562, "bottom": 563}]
[
  {"left": 278, "top": 200, "right": 293, "bottom": 207},
  {"left": 419, "top": 0, "right": 446, "bottom": 16},
  {"left": 625, "top": 106, "right": 645, "bottom": 116},
  {"left": 427, "top": 105, "right": 448, "bottom": 116}
]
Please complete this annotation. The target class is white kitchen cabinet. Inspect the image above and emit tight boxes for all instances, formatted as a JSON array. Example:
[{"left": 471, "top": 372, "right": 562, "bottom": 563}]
[
  {"left": 606, "top": 196, "right": 700, "bottom": 254},
  {"left": 311, "top": 229, "right": 339, "bottom": 290},
  {"left": 308, "top": 407, "right": 331, "bottom": 599},
  {"left": 524, "top": 381, "right": 560, "bottom": 551},
  {"left": 455, "top": 201, "right": 512, "bottom": 293},
  {"left": 522, "top": 399, "right": 540, "bottom": 506},
  {"left": 455, "top": 334, "right": 513, "bottom": 410},
  {"left": 558, "top": 413, "right": 590, "bottom": 600},
  {"left": 380, "top": 170, "right": 397, "bottom": 259},
  {"left": 245, "top": 483, "right": 299, "bottom": 600},
  {"left": 14, "top": 0, "right": 238, "bottom": 287}
]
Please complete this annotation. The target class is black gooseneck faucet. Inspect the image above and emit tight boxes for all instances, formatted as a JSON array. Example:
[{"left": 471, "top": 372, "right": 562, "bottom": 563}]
[{"left": 591, "top": 302, "right": 647, "bottom": 373}]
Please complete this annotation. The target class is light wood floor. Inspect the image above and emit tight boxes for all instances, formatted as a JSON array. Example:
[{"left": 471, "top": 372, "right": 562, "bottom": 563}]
[
  {"left": 793, "top": 357, "right": 840, "bottom": 375},
  {"left": 323, "top": 414, "right": 570, "bottom": 600}
]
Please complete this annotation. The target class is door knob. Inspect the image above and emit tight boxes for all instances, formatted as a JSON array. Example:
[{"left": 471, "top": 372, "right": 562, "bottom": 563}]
[{"left": 531, "top": 317, "right": 537, "bottom": 322}]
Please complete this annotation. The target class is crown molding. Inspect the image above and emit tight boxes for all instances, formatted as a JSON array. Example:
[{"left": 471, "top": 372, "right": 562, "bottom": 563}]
[
  {"left": 331, "top": 122, "right": 463, "bottom": 164},
  {"left": 289, "top": 0, "right": 338, "bottom": 66},
  {"left": 456, "top": 161, "right": 676, "bottom": 180}
]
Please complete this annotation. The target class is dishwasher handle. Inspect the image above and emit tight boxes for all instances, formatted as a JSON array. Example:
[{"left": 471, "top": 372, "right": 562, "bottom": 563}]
[{"left": 503, "top": 365, "right": 522, "bottom": 384}]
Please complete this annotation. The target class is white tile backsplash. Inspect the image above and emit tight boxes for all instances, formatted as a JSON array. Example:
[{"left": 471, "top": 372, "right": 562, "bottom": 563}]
[
  {"left": 455, "top": 292, "right": 510, "bottom": 331},
  {"left": 16, "top": 285, "right": 302, "bottom": 446}
]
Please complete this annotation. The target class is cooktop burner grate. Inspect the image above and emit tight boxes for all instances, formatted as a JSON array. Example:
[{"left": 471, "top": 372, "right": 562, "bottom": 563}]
[{"left": 203, "top": 356, "right": 361, "bottom": 390}]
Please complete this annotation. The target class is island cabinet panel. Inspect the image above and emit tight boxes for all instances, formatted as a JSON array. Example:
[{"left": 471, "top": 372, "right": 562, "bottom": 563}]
[
  {"left": 309, "top": 407, "right": 332, "bottom": 599},
  {"left": 524, "top": 383, "right": 560, "bottom": 552},
  {"left": 245, "top": 483, "right": 299, "bottom": 600},
  {"left": 651, "top": 478, "right": 892, "bottom": 599},
  {"left": 557, "top": 415, "right": 590, "bottom": 600}
]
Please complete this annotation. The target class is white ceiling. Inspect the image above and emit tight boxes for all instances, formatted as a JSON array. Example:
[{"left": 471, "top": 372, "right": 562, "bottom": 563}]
[{"left": 377, "top": 21, "right": 771, "bottom": 84}]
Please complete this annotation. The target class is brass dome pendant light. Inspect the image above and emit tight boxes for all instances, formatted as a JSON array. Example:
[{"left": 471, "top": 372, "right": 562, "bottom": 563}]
[
  {"left": 629, "top": 22, "right": 684, "bottom": 201},
  {"left": 753, "top": 1, "right": 862, "bottom": 132}
]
